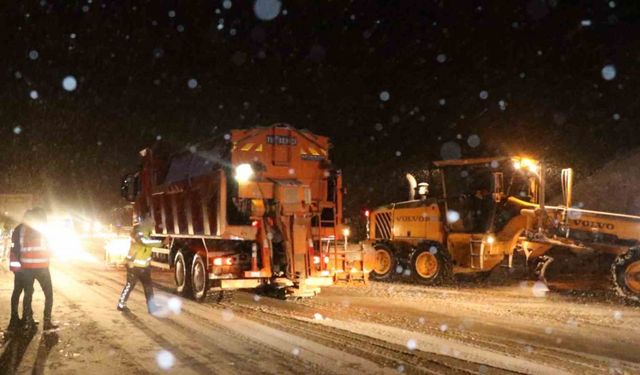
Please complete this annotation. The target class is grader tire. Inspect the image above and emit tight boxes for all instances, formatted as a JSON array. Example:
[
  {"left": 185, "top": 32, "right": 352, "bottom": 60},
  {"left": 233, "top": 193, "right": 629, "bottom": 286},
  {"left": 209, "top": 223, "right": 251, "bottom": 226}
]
[
  {"left": 410, "top": 245, "right": 451, "bottom": 285},
  {"left": 612, "top": 248, "right": 640, "bottom": 302},
  {"left": 369, "top": 244, "right": 396, "bottom": 280}
]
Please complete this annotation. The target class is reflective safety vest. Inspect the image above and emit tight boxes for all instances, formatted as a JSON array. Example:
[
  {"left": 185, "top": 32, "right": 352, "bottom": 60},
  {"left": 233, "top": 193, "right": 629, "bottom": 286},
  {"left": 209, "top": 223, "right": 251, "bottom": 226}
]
[
  {"left": 127, "top": 223, "right": 161, "bottom": 268},
  {"left": 9, "top": 248, "right": 21, "bottom": 272},
  {"left": 18, "top": 225, "right": 50, "bottom": 269}
]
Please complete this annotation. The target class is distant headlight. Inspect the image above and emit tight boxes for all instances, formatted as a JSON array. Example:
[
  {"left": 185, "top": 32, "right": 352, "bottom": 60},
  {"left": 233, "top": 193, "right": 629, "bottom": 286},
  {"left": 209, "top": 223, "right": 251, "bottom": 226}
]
[
  {"left": 342, "top": 227, "right": 351, "bottom": 237},
  {"left": 235, "top": 163, "right": 254, "bottom": 183},
  {"left": 486, "top": 235, "right": 496, "bottom": 245}
]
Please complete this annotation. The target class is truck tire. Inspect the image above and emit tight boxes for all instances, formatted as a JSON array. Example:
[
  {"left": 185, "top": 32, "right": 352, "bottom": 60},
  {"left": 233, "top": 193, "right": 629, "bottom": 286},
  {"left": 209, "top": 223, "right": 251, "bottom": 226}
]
[
  {"left": 174, "top": 251, "right": 192, "bottom": 297},
  {"left": 410, "top": 245, "right": 450, "bottom": 285},
  {"left": 369, "top": 244, "right": 396, "bottom": 280},
  {"left": 191, "top": 254, "right": 209, "bottom": 302},
  {"left": 612, "top": 248, "right": 640, "bottom": 302}
]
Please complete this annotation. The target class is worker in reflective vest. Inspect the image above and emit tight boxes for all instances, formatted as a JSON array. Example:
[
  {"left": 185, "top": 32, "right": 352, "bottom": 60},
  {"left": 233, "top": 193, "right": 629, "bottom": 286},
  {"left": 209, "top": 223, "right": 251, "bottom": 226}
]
[
  {"left": 11, "top": 208, "right": 57, "bottom": 331},
  {"left": 117, "top": 214, "right": 162, "bottom": 313},
  {"left": 7, "top": 228, "right": 26, "bottom": 332}
]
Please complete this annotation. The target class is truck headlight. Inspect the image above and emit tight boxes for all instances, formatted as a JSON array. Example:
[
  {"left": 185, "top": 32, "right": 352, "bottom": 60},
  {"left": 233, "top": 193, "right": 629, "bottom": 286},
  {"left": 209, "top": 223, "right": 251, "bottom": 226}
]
[{"left": 234, "top": 163, "right": 254, "bottom": 183}]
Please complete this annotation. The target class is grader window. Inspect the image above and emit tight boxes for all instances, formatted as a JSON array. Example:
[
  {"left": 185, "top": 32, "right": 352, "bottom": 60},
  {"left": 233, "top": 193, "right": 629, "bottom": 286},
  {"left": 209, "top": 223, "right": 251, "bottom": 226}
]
[{"left": 443, "top": 166, "right": 496, "bottom": 233}]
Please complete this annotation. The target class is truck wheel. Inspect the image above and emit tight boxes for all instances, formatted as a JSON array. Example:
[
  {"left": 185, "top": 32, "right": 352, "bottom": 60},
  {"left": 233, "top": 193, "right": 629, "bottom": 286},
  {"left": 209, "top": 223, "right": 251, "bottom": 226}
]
[
  {"left": 612, "top": 248, "right": 640, "bottom": 302},
  {"left": 174, "top": 251, "right": 192, "bottom": 297},
  {"left": 369, "top": 244, "right": 395, "bottom": 280},
  {"left": 410, "top": 246, "right": 450, "bottom": 285},
  {"left": 191, "top": 254, "right": 209, "bottom": 302}
]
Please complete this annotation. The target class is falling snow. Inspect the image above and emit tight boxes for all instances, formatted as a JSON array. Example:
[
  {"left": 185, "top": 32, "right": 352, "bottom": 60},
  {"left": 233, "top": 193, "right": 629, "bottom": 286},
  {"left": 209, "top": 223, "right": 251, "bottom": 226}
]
[
  {"left": 254, "top": 0, "right": 282, "bottom": 21},
  {"left": 601, "top": 65, "right": 617, "bottom": 80},
  {"left": 155, "top": 350, "right": 175, "bottom": 370},
  {"left": 467, "top": 134, "right": 481, "bottom": 148},
  {"left": 62, "top": 75, "right": 78, "bottom": 91},
  {"left": 446, "top": 210, "right": 460, "bottom": 223},
  {"left": 406, "top": 339, "right": 417, "bottom": 350}
]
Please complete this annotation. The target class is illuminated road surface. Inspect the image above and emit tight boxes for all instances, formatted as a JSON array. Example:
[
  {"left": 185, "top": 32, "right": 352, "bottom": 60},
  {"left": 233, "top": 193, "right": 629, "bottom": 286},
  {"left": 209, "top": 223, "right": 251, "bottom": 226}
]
[{"left": 1, "top": 253, "right": 639, "bottom": 374}]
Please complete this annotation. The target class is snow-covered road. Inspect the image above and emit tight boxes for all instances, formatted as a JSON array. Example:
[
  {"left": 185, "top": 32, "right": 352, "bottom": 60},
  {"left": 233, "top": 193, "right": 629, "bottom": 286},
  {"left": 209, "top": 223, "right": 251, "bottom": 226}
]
[{"left": 1, "top": 257, "right": 639, "bottom": 374}]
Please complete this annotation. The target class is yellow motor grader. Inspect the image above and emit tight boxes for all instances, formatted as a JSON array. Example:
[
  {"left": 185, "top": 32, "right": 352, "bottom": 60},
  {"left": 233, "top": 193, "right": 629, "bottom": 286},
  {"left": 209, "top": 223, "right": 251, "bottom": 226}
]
[{"left": 365, "top": 156, "right": 640, "bottom": 301}]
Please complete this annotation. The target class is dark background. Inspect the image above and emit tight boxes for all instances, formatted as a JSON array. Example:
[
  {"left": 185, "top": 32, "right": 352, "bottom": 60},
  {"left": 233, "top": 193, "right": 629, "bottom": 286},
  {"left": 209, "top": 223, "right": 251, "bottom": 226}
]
[{"left": 1, "top": 1, "right": 639, "bottom": 227}]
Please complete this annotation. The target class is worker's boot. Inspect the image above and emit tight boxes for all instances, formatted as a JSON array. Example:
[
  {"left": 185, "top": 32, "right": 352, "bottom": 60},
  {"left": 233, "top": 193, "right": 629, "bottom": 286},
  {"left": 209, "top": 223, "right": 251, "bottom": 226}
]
[
  {"left": 6, "top": 315, "right": 21, "bottom": 333},
  {"left": 21, "top": 316, "right": 39, "bottom": 331},
  {"left": 43, "top": 319, "right": 59, "bottom": 331}
]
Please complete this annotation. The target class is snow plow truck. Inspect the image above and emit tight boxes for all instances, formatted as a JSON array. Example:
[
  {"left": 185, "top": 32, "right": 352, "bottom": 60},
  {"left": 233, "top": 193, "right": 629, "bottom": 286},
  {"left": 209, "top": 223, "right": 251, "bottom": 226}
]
[
  {"left": 366, "top": 156, "right": 640, "bottom": 301},
  {"left": 120, "top": 124, "right": 366, "bottom": 300}
]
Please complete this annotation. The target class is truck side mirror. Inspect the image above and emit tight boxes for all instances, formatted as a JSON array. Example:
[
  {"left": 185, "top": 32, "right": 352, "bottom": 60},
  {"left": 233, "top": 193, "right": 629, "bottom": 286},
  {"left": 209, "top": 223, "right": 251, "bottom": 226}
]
[
  {"left": 492, "top": 172, "right": 504, "bottom": 202},
  {"left": 120, "top": 173, "right": 139, "bottom": 202}
]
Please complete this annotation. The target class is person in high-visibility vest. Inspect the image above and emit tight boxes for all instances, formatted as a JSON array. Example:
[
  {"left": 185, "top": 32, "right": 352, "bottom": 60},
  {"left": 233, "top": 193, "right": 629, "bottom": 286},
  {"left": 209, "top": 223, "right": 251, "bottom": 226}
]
[
  {"left": 117, "top": 214, "right": 162, "bottom": 313},
  {"left": 7, "top": 223, "right": 26, "bottom": 332},
  {"left": 11, "top": 208, "right": 57, "bottom": 331}
]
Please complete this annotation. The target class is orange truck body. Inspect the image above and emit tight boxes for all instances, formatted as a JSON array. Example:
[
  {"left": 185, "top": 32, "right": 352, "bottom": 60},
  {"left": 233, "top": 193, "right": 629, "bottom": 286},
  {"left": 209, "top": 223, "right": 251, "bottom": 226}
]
[{"left": 123, "top": 124, "right": 365, "bottom": 298}]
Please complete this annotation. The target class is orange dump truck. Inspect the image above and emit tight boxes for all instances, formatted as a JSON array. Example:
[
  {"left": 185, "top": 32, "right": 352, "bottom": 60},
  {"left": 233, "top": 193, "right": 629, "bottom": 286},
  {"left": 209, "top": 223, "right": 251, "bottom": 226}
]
[{"left": 120, "top": 124, "right": 366, "bottom": 299}]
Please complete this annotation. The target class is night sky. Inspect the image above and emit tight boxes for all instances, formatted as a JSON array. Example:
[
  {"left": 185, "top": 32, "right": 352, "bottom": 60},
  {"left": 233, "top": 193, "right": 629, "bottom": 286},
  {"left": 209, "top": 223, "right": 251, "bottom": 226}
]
[{"left": 1, "top": 1, "right": 639, "bottom": 222}]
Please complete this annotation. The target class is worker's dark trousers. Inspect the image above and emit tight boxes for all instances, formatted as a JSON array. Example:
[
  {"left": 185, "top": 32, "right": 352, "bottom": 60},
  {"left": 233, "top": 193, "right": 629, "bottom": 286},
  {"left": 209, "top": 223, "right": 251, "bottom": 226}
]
[
  {"left": 22, "top": 268, "right": 54, "bottom": 321},
  {"left": 118, "top": 266, "right": 155, "bottom": 310},
  {"left": 10, "top": 271, "right": 28, "bottom": 320}
]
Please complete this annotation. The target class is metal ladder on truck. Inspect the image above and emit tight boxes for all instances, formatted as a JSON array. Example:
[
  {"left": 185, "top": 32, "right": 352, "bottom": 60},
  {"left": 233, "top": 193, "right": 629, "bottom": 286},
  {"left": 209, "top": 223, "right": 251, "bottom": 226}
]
[{"left": 469, "top": 235, "right": 485, "bottom": 270}]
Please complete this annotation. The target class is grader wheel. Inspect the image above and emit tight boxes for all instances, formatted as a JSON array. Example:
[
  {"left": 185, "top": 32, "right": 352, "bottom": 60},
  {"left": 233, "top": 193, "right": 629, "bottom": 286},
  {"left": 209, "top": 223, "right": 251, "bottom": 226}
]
[
  {"left": 410, "top": 245, "right": 451, "bottom": 285},
  {"left": 369, "top": 244, "right": 395, "bottom": 280},
  {"left": 612, "top": 248, "right": 640, "bottom": 302},
  {"left": 413, "top": 252, "right": 439, "bottom": 279}
]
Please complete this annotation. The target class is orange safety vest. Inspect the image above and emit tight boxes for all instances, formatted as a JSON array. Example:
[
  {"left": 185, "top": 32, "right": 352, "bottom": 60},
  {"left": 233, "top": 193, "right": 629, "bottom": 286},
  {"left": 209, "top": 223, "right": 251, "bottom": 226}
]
[{"left": 18, "top": 225, "right": 50, "bottom": 269}]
